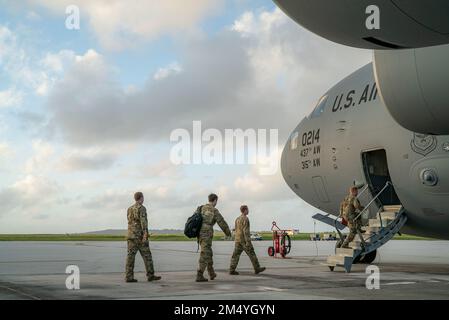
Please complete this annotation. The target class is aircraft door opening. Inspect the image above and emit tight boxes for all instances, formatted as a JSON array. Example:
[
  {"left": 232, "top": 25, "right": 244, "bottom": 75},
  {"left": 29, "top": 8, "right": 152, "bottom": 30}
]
[{"left": 362, "top": 149, "right": 400, "bottom": 206}]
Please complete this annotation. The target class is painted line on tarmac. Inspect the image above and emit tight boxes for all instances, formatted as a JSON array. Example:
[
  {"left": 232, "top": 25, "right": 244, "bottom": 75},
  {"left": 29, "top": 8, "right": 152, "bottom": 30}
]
[
  {"left": 0, "top": 259, "right": 82, "bottom": 264},
  {"left": 257, "top": 286, "right": 285, "bottom": 292},
  {"left": 0, "top": 284, "right": 41, "bottom": 300},
  {"left": 384, "top": 281, "right": 416, "bottom": 286}
]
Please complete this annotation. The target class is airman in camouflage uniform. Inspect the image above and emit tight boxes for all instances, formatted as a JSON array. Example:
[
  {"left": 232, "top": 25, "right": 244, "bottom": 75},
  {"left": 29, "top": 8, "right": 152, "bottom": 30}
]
[
  {"left": 125, "top": 192, "right": 161, "bottom": 283},
  {"left": 341, "top": 187, "right": 365, "bottom": 248},
  {"left": 229, "top": 205, "right": 265, "bottom": 275},
  {"left": 196, "top": 193, "right": 231, "bottom": 282}
]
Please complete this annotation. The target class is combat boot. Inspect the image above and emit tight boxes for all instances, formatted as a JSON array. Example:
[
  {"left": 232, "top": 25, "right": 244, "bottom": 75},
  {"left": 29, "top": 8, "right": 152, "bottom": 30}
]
[
  {"left": 147, "top": 275, "right": 161, "bottom": 281},
  {"left": 255, "top": 267, "right": 266, "bottom": 274},
  {"left": 229, "top": 270, "right": 239, "bottom": 275},
  {"left": 126, "top": 278, "right": 138, "bottom": 283},
  {"left": 208, "top": 267, "right": 217, "bottom": 280},
  {"left": 196, "top": 272, "right": 208, "bottom": 282}
]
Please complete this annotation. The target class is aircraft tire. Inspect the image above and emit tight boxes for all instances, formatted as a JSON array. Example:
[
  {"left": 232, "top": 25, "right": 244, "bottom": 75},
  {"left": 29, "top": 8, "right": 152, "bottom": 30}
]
[{"left": 359, "top": 250, "right": 377, "bottom": 264}]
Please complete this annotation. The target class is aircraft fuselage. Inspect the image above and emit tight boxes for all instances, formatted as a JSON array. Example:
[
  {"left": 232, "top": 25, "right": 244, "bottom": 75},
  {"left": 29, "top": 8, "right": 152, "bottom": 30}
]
[{"left": 281, "top": 63, "right": 449, "bottom": 239}]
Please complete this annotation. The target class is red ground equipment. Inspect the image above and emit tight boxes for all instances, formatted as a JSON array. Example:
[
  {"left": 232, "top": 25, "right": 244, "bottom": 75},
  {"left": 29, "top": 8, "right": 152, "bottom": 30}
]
[{"left": 268, "top": 221, "right": 292, "bottom": 258}]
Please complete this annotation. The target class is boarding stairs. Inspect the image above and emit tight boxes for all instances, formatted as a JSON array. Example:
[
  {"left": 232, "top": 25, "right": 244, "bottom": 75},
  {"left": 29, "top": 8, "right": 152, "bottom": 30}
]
[{"left": 324, "top": 182, "right": 408, "bottom": 273}]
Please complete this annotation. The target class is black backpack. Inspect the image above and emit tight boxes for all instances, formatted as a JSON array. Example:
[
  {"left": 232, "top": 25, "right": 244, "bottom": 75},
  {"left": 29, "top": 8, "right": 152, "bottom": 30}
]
[{"left": 184, "top": 206, "right": 203, "bottom": 238}]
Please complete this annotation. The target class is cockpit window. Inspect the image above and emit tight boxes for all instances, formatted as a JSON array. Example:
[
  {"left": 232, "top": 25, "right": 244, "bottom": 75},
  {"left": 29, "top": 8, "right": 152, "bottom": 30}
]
[
  {"left": 309, "top": 95, "right": 328, "bottom": 118},
  {"left": 290, "top": 131, "right": 299, "bottom": 150}
]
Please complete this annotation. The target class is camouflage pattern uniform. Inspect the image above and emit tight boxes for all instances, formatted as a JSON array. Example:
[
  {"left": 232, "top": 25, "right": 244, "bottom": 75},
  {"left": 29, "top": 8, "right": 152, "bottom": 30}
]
[
  {"left": 341, "top": 194, "right": 364, "bottom": 248},
  {"left": 125, "top": 203, "right": 155, "bottom": 281},
  {"left": 229, "top": 215, "right": 261, "bottom": 273},
  {"left": 197, "top": 204, "right": 231, "bottom": 280}
]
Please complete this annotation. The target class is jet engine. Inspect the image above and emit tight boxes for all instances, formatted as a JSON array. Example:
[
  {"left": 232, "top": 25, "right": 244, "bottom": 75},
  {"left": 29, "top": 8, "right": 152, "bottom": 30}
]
[
  {"left": 373, "top": 44, "right": 449, "bottom": 135},
  {"left": 274, "top": 0, "right": 449, "bottom": 49}
]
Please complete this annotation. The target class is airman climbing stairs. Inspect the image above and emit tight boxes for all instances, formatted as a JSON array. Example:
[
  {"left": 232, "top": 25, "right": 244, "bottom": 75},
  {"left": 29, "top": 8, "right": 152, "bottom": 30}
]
[{"left": 325, "top": 204, "right": 407, "bottom": 273}]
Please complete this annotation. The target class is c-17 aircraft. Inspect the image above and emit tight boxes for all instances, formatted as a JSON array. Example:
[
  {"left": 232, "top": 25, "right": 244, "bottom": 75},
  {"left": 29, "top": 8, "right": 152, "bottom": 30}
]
[{"left": 275, "top": 0, "right": 449, "bottom": 271}]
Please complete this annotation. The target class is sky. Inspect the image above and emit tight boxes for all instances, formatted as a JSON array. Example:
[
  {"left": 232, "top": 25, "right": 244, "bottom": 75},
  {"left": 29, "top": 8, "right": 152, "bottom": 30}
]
[{"left": 0, "top": 0, "right": 372, "bottom": 234}]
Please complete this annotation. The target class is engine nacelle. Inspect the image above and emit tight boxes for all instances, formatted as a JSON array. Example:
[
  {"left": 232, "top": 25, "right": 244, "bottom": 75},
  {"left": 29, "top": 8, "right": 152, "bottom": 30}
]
[
  {"left": 274, "top": 0, "right": 449, "bottom": 49},
  {"left": 373, "top": 44, "right": 449, "bottom": 135}
]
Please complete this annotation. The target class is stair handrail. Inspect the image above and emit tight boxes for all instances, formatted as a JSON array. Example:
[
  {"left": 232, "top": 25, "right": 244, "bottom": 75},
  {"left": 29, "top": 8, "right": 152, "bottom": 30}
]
[
  {"left": 359, "top": 208, "right": 406, "bottom": 254},
  {"left": 333, "top": 184, "right": 376, "bottom": 238},
  {"left": 353, "top": 181, "right": 393, "bottom": 222},
  {"left": 333, "top": 182, "right": 392, "bottom": 242},
  {"left": 356, "top": 184, "right": 369, "bottom": 200}
]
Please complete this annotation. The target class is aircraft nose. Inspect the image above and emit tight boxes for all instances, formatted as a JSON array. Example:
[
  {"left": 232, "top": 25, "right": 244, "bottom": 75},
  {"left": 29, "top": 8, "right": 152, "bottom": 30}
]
[
  {"left": 281, "top": 134, "right": 293, "bottom": 183},
  {"left": 281, "top": 124, "right": 302, "bottom": 189}
]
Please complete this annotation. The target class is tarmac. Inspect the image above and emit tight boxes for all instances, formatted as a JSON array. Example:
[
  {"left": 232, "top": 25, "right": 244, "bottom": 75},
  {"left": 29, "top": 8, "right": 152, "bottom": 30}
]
[{"left": 1, "top": 240, "right": 449, "bottom": 300}]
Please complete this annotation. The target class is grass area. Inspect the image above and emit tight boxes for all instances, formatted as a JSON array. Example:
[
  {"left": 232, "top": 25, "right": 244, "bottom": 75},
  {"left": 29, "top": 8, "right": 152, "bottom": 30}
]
[
  {"left": 0, "top": 232, "right": 432, "bottom": 241},
  {"left": 258, "top": 232, "right": 431, "bottom": 241},
  {"left": 0, "top": 233, "right": 228, "bottom": 242},
  {"left": 392, "top": 234, "right": 432, "bottom": 240},
  {"left": 259, "top": 232, "right": 311, "bottom": 241},
  {"left": 0, "top": 234, "right": 127, "bottom": 241}
]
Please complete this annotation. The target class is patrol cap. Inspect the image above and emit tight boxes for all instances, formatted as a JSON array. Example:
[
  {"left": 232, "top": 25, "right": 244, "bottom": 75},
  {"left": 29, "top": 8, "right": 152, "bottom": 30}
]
[
  {"left": 349, "top": 186, "right": 358, "bottom": 193},
  {"left": 208, "top": 193, "right": 218, "bottom": 202},
  {"left": 134, "top": 192, "right": 144, "bottom": 201}
]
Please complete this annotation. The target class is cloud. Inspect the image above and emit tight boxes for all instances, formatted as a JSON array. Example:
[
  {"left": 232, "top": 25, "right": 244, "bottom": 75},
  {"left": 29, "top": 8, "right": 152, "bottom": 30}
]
[
  {"left": 46, "top": 37, "right": 251, "bottom": 145},
  {"left": 229, "top": 166, "right": 295, "bottom": 203},
  {"left": 154, "top": 62, "right": 183, "bottom": 80},
  {"left": 0, "top": 174, "right": 62, "bottom": 216},
  {"left": 0, "top": 140, "right": 63, "bottom": 219},
  {"left": 81, "top": 184, "right": 171, "bottom": 211},
  {"left": 0, "top": 25, "right": 42, "bottom": 95},
  {"left": 0, "top": 142, "right": 13, "bottom": 159},
  {"left": 26, "top": 11, "right": 41, "bottom": 21},
  {"left": 22, "top": 138, "right": 125, "bottom": 174},
  {"left": 0, "top": 25, "right": 76, "bottom": 97},
  {"left": 34, "top": 49, "right": 78, "bottom": 96},
  {"left": 58, "top": 148, "right": 119, "bottom": 172},
  {"left": 40, "top": 50, "right": 76, "bottom": 74},
  {"left": 0, "top": 7, "right": 370, "bottom": 233},
  {"left": 0, "top": 26, "right": 15, "bottom": 59},
  {"left": 0, "top": 88, "right": 23, "bottom": 108},
  {"left": 24, "top": 140, "right": 55, "bottom": 174},
  {"left": 13, "top": 175, "right": 59, "bottom": 201},
  {"left": 45, "top": 8, "right": 371, "bottom": 149},
  {"left": 14, "top": 111, "right": 46, "bottom": 131},
  {"left": 29, "top": 0, "right": 223, "bottom": 50},
  {"left": 138, "top": 159, "right": 182, "bottom": 179}
]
